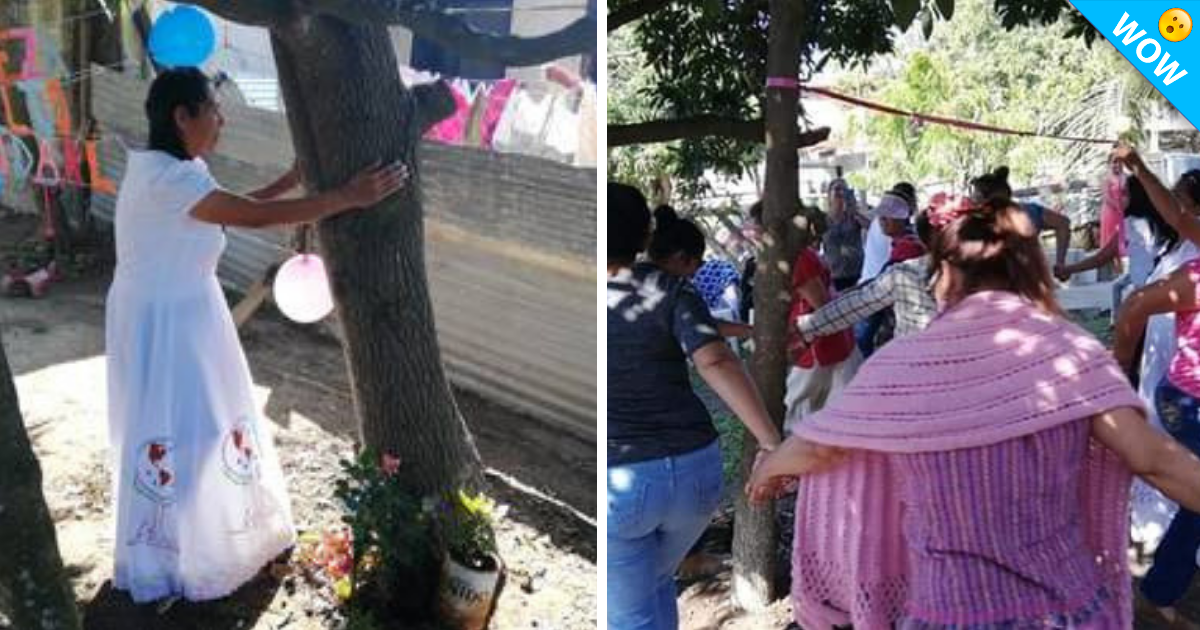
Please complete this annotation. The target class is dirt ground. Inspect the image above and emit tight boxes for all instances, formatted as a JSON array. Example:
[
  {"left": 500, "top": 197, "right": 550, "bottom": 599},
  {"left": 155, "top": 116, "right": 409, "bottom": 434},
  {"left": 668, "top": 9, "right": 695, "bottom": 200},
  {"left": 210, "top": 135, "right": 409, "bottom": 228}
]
[{"left": 1, "top": 212, "right": 596, "bottom": 629}]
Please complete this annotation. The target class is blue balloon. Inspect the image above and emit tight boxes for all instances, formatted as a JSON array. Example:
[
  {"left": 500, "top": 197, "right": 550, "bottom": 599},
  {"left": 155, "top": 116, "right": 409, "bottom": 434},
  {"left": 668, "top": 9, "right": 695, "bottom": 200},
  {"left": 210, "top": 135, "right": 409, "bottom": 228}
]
[{"left": 148, "top": 5, "right": 216, "bottom": 68}]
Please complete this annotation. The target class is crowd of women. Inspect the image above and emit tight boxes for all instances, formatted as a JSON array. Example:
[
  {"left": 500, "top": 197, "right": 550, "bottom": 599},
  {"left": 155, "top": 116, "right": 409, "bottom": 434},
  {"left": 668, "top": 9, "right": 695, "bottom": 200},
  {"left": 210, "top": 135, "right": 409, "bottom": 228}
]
[{"left": 607, "top": 146, "right": 1200, "bottom": 629}]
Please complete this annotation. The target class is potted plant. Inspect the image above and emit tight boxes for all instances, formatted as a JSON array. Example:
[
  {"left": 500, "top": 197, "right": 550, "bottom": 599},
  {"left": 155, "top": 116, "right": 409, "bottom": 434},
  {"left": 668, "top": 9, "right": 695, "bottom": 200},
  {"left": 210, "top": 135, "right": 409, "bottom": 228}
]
[{"left": 435, "top": 490, "right": 506, "bottom": 630}]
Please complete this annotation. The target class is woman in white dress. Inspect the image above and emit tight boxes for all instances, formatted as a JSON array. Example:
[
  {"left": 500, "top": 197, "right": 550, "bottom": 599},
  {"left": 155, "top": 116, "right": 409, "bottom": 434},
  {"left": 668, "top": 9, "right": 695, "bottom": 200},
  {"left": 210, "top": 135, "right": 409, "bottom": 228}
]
[
  {"left": 107, "top": 68, "right": 408, "bottom": 603},
  {"left": 1112, "top": 147, "right": 1200, "bottom": 560}
]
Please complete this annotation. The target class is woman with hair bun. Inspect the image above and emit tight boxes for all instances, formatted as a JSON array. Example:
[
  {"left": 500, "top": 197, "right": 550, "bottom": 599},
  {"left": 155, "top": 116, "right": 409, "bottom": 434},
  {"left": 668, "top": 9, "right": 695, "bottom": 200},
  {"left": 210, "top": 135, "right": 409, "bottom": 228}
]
[
  {"left": 1113, "top": 146, "right": 1200, "bottom": 626},
  {"left": 970, "top": 165, "right": 1072, "bottom": 274},
  {"left": 749, "top": 198, "right": 1200, "bottom": 629},
  {"left": 607, "top": 184, "right": 780, "bottom": 630}
]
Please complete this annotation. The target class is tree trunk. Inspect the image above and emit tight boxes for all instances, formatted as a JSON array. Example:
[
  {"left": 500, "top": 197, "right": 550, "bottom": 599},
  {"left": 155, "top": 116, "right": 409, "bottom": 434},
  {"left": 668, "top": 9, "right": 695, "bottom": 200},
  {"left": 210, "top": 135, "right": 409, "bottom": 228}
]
[
  {"left": 0, "top": 334, "right": 80, "bottom": 630},
  {"left": 731, "top": 0, "right": 804, "bottom": 611},
  {"left": 267, "top": 16, "right": 483, "bottom": 495}
]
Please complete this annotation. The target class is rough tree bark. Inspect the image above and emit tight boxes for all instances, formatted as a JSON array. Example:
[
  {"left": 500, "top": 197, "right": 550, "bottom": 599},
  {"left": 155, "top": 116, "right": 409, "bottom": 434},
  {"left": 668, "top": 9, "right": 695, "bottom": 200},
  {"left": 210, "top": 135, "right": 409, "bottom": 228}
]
[
  {"left": 187, "top": 0, "right": 594, "bottom": 495},
  {"left": 731, "top": 0, "right": 805, "bottom": 611},
  {"left": 0, "top": 335, "right": 81, "bottom": 630},
  {"left": 268, "top": 17, "right": 477, "bottom": 495}
]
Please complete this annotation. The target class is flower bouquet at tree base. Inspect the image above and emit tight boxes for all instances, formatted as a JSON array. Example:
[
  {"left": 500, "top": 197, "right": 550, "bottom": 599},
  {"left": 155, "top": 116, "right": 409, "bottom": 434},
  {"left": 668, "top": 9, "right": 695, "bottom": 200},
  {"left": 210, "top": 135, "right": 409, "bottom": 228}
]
[{"left": 326, "top": 450, "right": 441, "bottom": 622}]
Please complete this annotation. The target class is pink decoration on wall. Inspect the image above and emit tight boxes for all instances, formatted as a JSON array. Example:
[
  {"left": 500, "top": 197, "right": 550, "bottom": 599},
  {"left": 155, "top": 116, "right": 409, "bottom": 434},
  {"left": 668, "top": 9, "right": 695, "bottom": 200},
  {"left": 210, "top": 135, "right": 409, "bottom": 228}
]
[{"left": 0, "top": 28, "right": 42, "bottom": 81}]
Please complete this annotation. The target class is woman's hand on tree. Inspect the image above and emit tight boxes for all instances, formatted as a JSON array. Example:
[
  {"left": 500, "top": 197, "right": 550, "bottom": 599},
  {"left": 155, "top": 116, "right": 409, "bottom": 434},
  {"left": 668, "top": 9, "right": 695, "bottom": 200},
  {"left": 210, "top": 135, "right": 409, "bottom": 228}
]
[{"left": 339, "top": 162, "right": 411, "bottom": 209}]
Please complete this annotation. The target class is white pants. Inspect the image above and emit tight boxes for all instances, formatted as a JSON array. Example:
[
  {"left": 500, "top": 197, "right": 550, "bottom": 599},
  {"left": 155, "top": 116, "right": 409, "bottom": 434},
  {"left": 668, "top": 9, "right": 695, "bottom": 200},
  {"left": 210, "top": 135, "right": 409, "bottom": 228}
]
[{"left": 783, "top": 349, "right": 863, "bottom": 431}]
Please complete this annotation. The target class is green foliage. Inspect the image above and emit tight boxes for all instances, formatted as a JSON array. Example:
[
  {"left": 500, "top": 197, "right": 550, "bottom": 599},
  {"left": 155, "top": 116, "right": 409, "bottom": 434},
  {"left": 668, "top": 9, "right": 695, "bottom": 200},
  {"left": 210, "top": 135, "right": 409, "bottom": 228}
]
[
  {"left": 713, "top": 413, "right": 745, "bottom": 487},
  {"left": 607, "top": 27, "right": 688, "bottom": 193},
  {"left": 333, "top": 449, "right": 438, "bottom": 616},
  {"left": 894, "top": 0, "right": 922, "bottom": 31},
  {"left": 344, "top": 608, "right": 385, "bottom": 630},
  {"left": 608, "top": 0, "right": 898, "bottom": 194},
  {"left": 993, "top": 0, "right": 1100, "bottom": 46},
  {"left": 837, "top": 0, "right": 1157, "bottom": 192},
  {"left": 608, "top": 0, "right": 1107, "bottom": 203},
  {"left": 434, "top": 490, "right": 500, "bottom": 570}
]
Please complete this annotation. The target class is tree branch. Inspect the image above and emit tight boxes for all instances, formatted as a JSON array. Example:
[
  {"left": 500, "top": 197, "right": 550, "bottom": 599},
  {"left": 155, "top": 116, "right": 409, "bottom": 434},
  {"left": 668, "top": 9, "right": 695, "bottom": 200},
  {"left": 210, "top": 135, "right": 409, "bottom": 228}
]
[
  {"left": 185, "top": 0, "right": 287, "bottom": 27},
  {"left": 300, "top": 0, "right": 596, "bottom": 66},
  {"left": 608, "top": 0, "right": 672, "bottom": 32},
  {"left": 608, "top": 117, "right": 831, "bottom": 147}
]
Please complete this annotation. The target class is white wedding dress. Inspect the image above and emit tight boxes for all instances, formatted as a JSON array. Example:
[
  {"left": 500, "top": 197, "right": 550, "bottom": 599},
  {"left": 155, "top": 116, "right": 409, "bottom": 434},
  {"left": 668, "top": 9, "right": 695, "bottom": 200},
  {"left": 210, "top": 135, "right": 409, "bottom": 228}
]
[{"left": 106, "top": 150, "right": 294, "bottom": 602}]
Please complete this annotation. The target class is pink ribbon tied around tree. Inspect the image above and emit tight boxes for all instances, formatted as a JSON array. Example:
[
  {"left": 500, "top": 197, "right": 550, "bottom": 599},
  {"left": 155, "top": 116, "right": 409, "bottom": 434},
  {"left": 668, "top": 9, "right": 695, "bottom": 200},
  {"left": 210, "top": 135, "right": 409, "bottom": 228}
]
[{"left": 274, "top": 224, "right": 334, "bottom": 324}]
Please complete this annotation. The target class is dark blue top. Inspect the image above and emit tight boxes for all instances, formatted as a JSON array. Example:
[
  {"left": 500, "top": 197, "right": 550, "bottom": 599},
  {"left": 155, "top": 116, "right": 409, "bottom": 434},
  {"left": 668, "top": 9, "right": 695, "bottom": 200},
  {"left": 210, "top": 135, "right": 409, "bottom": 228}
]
[
  {"left": 1021, "top": 202, "right": 1047, "bottom": 231},
  {"left": 608, "top": 262, "right": 722, "bottom": 465}
]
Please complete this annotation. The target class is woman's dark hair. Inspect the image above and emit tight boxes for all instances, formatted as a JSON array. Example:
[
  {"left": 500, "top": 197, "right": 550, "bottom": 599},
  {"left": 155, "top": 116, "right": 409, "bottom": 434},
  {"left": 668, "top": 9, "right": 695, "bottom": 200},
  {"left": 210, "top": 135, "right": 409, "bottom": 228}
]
[
  {"left": 145, "top": 67, "right": 212, "bottom": 160},
  {"left": 649, "top": 205, "right": 706, "bottom": 262},
  {"left": 1125, "top": 177, "right": 1179, "bottom": 255},
  {"left": 914, "top": 211, "right": 934, "bottom": 248},
  {"left": 971, "top": 166, "right": 1013, "bottom": 203},
  {"left": 748, "top": 200, "right": 763, "bottom": 224},
  {"left": 1179, "top": 170, "right": 1200, "bottom": 206},
  {"left": 609, "top": 183, "right": 651, "bottom": 263},
  {"left": 930, "top": 200, "right": 1062, "bottom": 316},
  {"left": 891, "top": 182, "right": 917, "bottom": 210}
]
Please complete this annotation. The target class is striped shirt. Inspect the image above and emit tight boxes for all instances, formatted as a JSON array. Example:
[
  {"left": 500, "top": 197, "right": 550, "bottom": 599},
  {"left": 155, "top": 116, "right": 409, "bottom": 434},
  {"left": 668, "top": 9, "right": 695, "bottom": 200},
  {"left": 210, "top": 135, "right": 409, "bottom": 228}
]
[{"left": 796, "top": 255, "right": 936, "bottom": 342}]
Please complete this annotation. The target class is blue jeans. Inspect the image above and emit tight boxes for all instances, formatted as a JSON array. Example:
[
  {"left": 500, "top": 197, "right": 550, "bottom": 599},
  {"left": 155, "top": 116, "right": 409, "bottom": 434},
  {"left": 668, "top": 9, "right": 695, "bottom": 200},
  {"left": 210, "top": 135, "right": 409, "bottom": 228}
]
[
  {"left": 855, "top": 309, "right": 886, "bottom": 358},
  {"left": 607, "top": 441, "right": 724, "bottom": 630},
  {"left": 1142, "top": 380, "right": 1200, "bottom": 606}
]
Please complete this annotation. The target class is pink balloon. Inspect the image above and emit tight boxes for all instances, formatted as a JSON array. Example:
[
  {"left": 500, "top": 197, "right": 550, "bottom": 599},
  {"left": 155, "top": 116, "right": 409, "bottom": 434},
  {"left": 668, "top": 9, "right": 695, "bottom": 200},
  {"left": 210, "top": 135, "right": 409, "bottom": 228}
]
[{"left": 273, "top": 254, "right": 334, "bottom": 323}]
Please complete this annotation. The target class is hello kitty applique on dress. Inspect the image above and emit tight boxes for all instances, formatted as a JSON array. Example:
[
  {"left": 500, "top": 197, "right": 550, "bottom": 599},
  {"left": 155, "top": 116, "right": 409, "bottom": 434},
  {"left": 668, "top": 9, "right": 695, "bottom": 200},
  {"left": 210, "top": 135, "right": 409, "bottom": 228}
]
[
  {"left": 128, "top": 439, "right": 179, "bottom": 553},
  {"left": 107, "top": 151, "right": 296, "bottom": 602},
  {"left": 222, "top": 419, "right": 281, "bottom": 535}
]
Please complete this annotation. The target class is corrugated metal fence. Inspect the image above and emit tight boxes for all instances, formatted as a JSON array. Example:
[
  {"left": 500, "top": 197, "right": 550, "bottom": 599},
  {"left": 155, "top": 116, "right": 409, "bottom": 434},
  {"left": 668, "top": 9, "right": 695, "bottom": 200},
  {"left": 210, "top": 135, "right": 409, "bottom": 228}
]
[{"left": 88, "top": 68, "right": 596, "bottom": 438}]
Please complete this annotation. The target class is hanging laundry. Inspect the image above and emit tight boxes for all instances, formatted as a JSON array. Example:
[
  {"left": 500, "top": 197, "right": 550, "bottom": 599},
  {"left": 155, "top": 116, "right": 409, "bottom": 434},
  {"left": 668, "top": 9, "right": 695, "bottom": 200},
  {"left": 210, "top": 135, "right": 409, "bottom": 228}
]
[
  {"left": 425, "top": 81, "right": 470, "bottom": 144},
  {"left": 575, "top": 83, "right": 597, "bottom": 168},
  {"left": 462, "top": 82, "right": 492, "bottom": 146},
  {"left": 480, "top": 79, "right": 518, "bottom": 149},
  {"left": 541, "top": 90, "right": 580, "bottom": 161},
  {"left": 399, "top": 64, "right": 439, "bottom": 86},
  {"left": 491, "top": 87, "right": 555, "bottom": 157}
]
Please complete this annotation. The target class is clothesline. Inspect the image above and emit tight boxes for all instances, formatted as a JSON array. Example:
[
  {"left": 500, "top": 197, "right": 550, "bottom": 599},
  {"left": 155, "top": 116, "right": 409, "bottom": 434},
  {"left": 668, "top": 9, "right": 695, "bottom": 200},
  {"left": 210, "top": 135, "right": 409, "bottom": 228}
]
[{"left": 801, "top": 84, "right": 1118, "bottom": 145}]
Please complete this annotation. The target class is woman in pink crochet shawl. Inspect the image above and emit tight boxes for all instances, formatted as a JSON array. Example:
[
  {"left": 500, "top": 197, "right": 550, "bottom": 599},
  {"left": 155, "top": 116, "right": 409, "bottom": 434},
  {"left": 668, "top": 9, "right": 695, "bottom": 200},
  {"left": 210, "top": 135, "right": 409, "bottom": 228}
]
[{"left": 749, "top": 199, "right": 1200, "bottom": 629}]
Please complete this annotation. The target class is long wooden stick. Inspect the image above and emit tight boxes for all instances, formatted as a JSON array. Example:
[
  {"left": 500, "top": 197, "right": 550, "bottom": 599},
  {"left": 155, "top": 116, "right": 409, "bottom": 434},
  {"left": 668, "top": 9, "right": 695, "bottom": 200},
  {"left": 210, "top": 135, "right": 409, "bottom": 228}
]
[{"left": 231, "top": 263, "right": 280, "bottom": 328}]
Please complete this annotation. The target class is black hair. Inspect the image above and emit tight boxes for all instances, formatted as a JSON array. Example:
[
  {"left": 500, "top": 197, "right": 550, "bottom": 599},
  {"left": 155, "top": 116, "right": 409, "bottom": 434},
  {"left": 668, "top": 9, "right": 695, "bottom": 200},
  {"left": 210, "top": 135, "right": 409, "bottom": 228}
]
[
  {"left": 891, "top": 182, "right": 917, "bottom": 210},
  {"left": 649, "top": 205, "right": 706, "bottom": 262},
  {"left": 1125, "top": 177, "right": 1179, "bottom": 255},
  {"left": 971, "top": 166, "right": 1013, "bottom": 203},
  {"left": 748, "top": 200, "right": 763, "bottom": 224},
  {"left": 145, "top": 67, "right": 212, "bottom": 160},
  {"left": 915, "top": 211, "right": 934, "bottom": 248},
  {"left": 1180, "top": 170, "right": 1200, "bottom": 207},
  {"left": 609, "top": 183, "right": 651, "bottom": 263},
  {"left": 931, "top": 200, "right": 1061, "bottom": 316}
]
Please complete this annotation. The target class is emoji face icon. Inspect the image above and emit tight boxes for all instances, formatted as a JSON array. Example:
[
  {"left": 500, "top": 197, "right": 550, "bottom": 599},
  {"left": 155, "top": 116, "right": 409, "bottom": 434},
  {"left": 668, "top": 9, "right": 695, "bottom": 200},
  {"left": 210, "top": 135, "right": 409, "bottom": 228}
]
[{"left": 1160, "top": 8, "right": 1192, "bottom": 42}]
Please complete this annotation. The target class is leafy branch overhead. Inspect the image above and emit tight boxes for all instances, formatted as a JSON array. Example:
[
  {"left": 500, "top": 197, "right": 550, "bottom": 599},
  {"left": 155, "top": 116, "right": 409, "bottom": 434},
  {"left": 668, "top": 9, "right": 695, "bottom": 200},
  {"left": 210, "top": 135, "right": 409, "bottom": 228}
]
[
  {"left": 188, "top": 0, "right": 596, "bottom": 66},
  {"left": 607, "top": 0, "right": 1103, "bottom": 191}
]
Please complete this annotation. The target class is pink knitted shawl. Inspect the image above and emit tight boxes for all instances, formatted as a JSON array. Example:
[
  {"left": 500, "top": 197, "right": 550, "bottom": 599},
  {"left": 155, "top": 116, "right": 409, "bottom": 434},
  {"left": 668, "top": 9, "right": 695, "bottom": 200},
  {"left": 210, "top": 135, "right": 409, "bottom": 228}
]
[{"left": 790, "top": 290, "right": 1143, "bottom": 629}]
